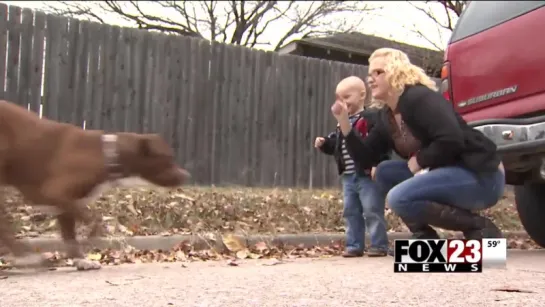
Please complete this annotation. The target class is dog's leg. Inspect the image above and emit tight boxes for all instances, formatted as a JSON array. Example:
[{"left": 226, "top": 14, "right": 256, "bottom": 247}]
[
  {"left": 0, "top": 203, "right": 49, "bottom": 268},
  {"left": 58, "top": 211, "right": 101, "bottom": 271}
]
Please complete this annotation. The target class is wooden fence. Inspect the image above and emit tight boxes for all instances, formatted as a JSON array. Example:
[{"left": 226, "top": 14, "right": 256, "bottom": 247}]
[{"left": 0, "top": 4, "right": 440, "bottom": 189}]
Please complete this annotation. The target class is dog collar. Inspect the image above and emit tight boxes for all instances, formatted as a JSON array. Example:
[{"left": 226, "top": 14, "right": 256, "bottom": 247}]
[{"left": 101, "top": 134, "right": 124, "bottom": 180}]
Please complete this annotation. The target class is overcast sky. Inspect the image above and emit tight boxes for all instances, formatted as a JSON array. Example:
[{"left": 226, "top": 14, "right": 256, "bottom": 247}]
[{"left": 1, "top": 1, "right": 455, "bottom": 51}]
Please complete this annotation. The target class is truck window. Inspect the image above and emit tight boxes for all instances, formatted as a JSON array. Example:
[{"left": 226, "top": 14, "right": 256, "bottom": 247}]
[{"left": 450, "top": 1, "right": 545, "bottom": 43}]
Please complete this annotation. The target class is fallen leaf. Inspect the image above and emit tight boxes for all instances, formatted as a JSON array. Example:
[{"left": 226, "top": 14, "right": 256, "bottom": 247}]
[
  {"left": 492, "top": 287, "right": 535, "bottom": 293},
  {"left": 249, "top": 253, "right": 261, "bottom": 259},
  {"left": 173, "top": 193, "right": 195, "bottom": 202},
  {"left": 262, "top": 258, "right": 283, "bottom": 266},
  {"left": 227, "top": 259, "right": 239, "bottom": 266},
  {"left": 126, "top": 203, "right": 139, "bottom": 216},
  {"left": 87, "top": 253, "right": 102, "bottom": 261},
  {"left": 222, "top": 234, "right": 246, "bottom": 252},
  {"left": 254, "top": 241, "right": 269, "bottom": 252},
  {"left": 236, "top": 249, "right": 249, "bottom": 259}
]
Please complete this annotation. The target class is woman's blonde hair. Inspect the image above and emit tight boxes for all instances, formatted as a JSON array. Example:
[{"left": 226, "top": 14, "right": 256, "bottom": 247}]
[{"left": 368, "top": 48, "right": 437, "bottom": 109}]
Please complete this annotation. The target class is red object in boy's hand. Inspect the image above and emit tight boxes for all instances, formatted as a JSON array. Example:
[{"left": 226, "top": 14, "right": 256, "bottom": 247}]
[{"left": 355, "top": 118, "right": 368, "bottom": 136}]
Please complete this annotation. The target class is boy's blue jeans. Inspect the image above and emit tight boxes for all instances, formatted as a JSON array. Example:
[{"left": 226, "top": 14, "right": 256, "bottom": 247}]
[{"left": 341, "top": 173, "right": 389, "bottom": 253}]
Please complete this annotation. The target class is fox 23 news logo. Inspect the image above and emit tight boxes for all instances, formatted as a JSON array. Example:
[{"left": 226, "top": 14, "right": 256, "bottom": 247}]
[{"left": 393, "top": 239, "right": 482, "bottom": 273}]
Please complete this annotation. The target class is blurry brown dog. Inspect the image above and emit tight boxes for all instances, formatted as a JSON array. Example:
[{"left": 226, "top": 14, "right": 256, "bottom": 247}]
[{"left": 0, "top": 100, "right": 190, "bottom": 270}]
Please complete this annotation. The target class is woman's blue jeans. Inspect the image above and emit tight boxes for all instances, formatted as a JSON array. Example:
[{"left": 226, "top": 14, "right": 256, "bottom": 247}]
[{"left": 374, "top": 160, "right": 505, "bottom": 222}]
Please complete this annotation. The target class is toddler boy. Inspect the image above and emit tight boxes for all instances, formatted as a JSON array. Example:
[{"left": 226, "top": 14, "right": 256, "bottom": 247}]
[{"left": 314, "top": 76, "right": 389, "bottom": 257}]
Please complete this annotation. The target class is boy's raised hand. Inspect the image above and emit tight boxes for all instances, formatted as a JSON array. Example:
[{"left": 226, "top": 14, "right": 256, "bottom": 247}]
[
  {"left": 314, "top": 137, "right": 326, "bottom": 148},
  {"left": 331, "top": 99, "right": 349, "bottom": 121}
]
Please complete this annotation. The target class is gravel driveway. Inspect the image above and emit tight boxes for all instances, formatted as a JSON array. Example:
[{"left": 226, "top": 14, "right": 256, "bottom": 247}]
[{"left": 1, "top": 250, "right": 544, "bottom": 307}]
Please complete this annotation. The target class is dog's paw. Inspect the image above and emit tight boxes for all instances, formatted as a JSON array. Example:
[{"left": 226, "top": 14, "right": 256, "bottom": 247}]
[
  {"left": 74, "top": 259, "right": 102, "bottom": 271},
  {"left": 13, "top": 253, "right": 49, "bottom": 269}
]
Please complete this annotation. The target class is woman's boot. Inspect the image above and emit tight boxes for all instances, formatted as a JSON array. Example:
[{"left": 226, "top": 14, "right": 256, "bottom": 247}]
[
  {"left": 420, "top": 202, "right": 503, "bottom": 239},
  {"left": 405, "top": 221, "right": 440, "bottom": 239},
  {"left": 387, "top": 220, "right": 440, "bottom": 257}
]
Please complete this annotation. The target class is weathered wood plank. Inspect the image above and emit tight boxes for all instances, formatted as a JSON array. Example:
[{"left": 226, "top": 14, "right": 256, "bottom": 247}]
[
  {"left": 85, "top": 22, "right": 103, "bottom": 130},
  {"left": 239, "top": 47, "right": 251, "bottom": 185},
  {"left": 315, "top": 60, "right": 328, "bottom": 188},
  {"left": 257, "top": 51, "right": 274, "bottom": 186},
  {"left": 285, "top": 55, "right": 298, "bottom": 187},
  {"left": 61, "top": 17, "right": 79, "bottom": 124},
  {"left": 209, "top": 42, "right": 225, "bottom": 184},
  {"left": 322, "top": 60, "right": 335, "bottom": 187},
  {"left": 28, "top": 11, "right": 45, "bottom": 114},
  {"left": 169, "top": 35, "right": 182, "bottom": 162},
  {"left": 6, "top": 5, "right": 21, "bottom": 104},
  {"left": 308, "top": 58, "right": 321, "bottom": 188},
  {"left": 292, "top": 56, "right": 303, "bottom": 187},
  {"left": 300, "top": 57, "right": 313, "bottom": 188},
  {"left": 195, "top": 39, "right": 212, "bottom": 184},
  {"left": 17, "top": 8, "right": 33, "bottom": 108},
  {"left": 217, "top": 45, "right": 234, "bottom": 184},
  {"left": 295, "top": 57, "right": 310, "bottom": 188},
  {"left": 153, "top": 34, "right": 167, "bottom": 135},
  {"left": 0, "top": 3, "right": 8, "bottom": 100},
  {"left": 175, "top": 35, "right": 191, "bottom": 165},
  {"left": 72, "top": 20, "right": 89, "bottom": 127},
  {"left": 112, "top": 27, "right": 127, "bottom": 131},
  {"left": 43, "top": 14, "right": 66, "bottom": 121},
  {"left": 219, "top": 44, "right": 232, "bottom": 184},
  {"left": 183, "top": 38, "right": 199, "bottom": 181},
  {"left": 143, "top": 31, "right": 156, "bottom": 133},
  {"left": 122, "top": 28, "right": 134, "bottom": 132},
  {"left": 150, "top": 33, "right": 165, "bottom": 134},
  {"left": 130, "top": 28, "right": 147, "bottom": 134},
  {"left": 228, "top": 46, "right": 245, "bottom": 184},
  {"left": 184, "top": 38, "right": 199, "bottom": 179},
  {"left": 170, "top": 35, "right": 183, "bottom": 165},
  {"left": 268, "top": 53, "right": 282, "bottom": 186},
  {"left": 101, "top": 26, "right": 119, "bottom": 131},
  {"left": 163, "top": 34, "right": 175, "bottom": 145},
  {"left": 249, "top": 49, "right": 262, "bottom": 186}
]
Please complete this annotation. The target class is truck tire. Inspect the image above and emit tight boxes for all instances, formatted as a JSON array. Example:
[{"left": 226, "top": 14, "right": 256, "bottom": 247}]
[{"left": 515, "top": 183, "right": 545, "bottom": 248}]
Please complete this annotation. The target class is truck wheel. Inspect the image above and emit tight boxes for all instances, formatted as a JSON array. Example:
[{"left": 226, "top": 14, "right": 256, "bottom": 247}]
[{"left": 515, "top": 183, "right": 545, "bottom": 248}]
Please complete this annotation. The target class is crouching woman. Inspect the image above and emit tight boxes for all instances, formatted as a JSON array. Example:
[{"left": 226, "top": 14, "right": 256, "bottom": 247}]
[{"left": 330, "top": 47, "right": 505, "bottom": 249}]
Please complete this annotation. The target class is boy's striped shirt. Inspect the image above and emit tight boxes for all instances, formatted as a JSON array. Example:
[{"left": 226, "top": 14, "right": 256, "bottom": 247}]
[{"left": 338, "top": 113, "right": 366, "bottom": 175}]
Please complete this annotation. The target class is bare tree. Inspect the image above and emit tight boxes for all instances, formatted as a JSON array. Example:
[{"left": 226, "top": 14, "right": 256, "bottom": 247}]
[
  {"left": 46, "top": 1, "right": 382, "bottom": 51},
  {"left": 407, "top": 0, "right": 468, "bottom": 50}
]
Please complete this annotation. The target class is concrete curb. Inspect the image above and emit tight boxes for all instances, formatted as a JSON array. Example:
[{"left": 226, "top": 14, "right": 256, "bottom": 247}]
[{"left": 20, "top": 231, "right": 531, "bottom": 253}]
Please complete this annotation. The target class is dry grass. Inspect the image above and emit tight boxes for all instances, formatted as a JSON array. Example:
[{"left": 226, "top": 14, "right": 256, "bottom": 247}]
[{"left": 2, "top": 185, "right": 523, "bottom": 238}]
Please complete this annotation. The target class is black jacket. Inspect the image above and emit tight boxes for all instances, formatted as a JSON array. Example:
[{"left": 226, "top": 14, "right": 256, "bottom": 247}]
[
  {"left": 319, "top": 109, "right": 390, "bottom": 176},
  {"left": 342, "top": 84, "right": 501, "bottom": 174}
]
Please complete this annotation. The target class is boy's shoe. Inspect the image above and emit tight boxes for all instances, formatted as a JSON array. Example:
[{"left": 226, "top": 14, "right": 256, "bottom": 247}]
[
  {"left": 366, "top": 247, "right": 388, "bottom": 257},
  {"left": 341, "top": 250, "right": 364, "bottom": 258},
  {"left": 387, "top": 248, "right": 395, "bottom": 257}
]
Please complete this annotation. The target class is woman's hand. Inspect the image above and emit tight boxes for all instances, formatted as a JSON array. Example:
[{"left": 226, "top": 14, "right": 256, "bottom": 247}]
[{"left": 331, "top": 100, "right": 351, "bottom": 136}]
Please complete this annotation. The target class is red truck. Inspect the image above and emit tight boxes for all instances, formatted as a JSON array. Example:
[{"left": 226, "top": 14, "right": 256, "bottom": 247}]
[{"left": 441, "top": 1, "right": 545, "bottom": 246}]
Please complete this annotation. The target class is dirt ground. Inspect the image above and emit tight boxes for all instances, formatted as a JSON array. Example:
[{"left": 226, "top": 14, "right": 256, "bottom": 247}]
[{"left": 1, "top": 250, "right": 543, "bottom": 307}]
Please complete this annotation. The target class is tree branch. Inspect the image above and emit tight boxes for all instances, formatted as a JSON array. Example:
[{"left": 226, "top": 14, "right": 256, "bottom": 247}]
[{"left": 47, "top": 1, "right": 382, "bottom": 50}]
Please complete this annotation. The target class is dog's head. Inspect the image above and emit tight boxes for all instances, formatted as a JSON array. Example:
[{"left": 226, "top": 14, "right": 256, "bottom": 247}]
[{"left": 118, "top": 133, "right": 190, "bottom": 187}]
